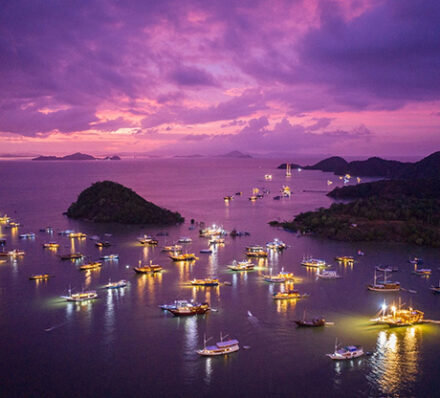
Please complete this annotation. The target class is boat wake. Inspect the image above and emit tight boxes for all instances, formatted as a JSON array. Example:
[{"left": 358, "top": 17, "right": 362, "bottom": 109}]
[
  {"left": 44, "top": 321, "right": 67, "bottom": 332},
  {"left": 247, "top": 310, "right": 259, "bottom": 325}
]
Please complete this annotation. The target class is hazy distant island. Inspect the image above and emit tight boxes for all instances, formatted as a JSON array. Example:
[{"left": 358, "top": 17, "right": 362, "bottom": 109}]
[
  {"left": 278, "top": 151, "right": 440, "bottom": 179},
  {"left": 217, "top": 151, "right": 252, "bottom": 158},
  {"left": 66, "top": 181, "right": 184, "bottom": 224},
  {"left": 33, "top": 152, "right": 121, "bottom": 161},
  {"left": 271, "top": 178, "right": 440, "bottom": 247}
]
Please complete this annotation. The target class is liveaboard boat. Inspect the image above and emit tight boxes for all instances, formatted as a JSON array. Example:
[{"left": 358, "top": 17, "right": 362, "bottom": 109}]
[
  {"left": 43, "top": 242, "right": 59, "bottom": 249},
  {"left": 273, "top": 287, "right": 308, "bottom": 300},
  {"left": 196, "top": 333, "right": 239, "bottom": 356},
  {"left": 245, "top": 245, "right": 268, "bottom": 258},
  {"left": 264, "top": 268, "right": 295, "bottom": 283},
  {"left": 316, "top": 269, "right": 341, "bottom": 279},
  {"left": 29, "top": 274, "right": 51, "bottom": 280},
  {"left": 335, "top": 256, "right": 354, "bottom": 264},
  {"left": 68, "top": 232, "right": 87, "bottom": 239},
  {"left": 227, "top": 260, "right": 255, "bottom": 271},
  {"left": 266, "top": 239, "right": 287, "bottom": 251},
  {"left": 79, "top": 261, "right": 103, "bottom": 271},
  {"left": 7, "top": 249, "right": 25, "bottom": 258},
  {"left": 103, "top": 279, "right": 128, "bottom": 289},
  {"left": 368, "top": 269, "right": 400, "bottom": 292},
  {"left": 100, "top": 254, "right": 119, "bottom": 260},
  {"left": 165, "top": 302, "right": 210, "bottom": 316},
  {"left": 169, "top": 252, "right": 199, "bottom": 262},
  {"left": 58, "top": 229, "right": 75, "bottom": 236},
  {"left": 63, "top": 289, "right": 98, "bottom": 302},
  {"left": 371, "top": 301, "right": 424, "bottom": 327},
  {"left": 327, "top": 342, "right": 365, "bottom": 360},
  {"left": 413, "top": 263, "right": 432, "bottom": 275},
  {"left": 190, "top": 278, "right": 219, "bottom": 286},
  {"left": 162, "top": 244, "right": 183, "bottom": 253},
  {"left": 95, "top": 240, "right": 111, "bottom": 248},
  {"left": 60, "top": 252, "right": 84, "bottom": 260},
  {"left": 159, "top": 300, "right": 193, "bottom": 311},
  {"left": 133, "top": 260, "right": 162, "bottom": 273},
  {"left": 138, "top": 235, "right": 158, "bottom": 245},
  {"left": 300, "top": 256, "right": 328, "bottom": 268}
]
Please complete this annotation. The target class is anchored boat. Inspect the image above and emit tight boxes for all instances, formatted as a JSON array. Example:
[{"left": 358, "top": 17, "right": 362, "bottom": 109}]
[
  {"left": 301, "top": 256, "right": 328, "bottom": 268},
  {"left": 63, "top": 289, "right": 97, "bottom": 302},
  {"left": 227, "top": 260, "right": 255, "bottom": 271},
  {"left": 368, "top": 269, "right": 400, "bottom": 292},
  {"left": 190, "top": 278, "right": 219, "bottom": 286},
  {"left": 169, "top": 252, "right": 199, "bottom": 262},
  {"left": 29, "top": 274, "right": 51, "bottom": 280},
  {"left": 79, "top": 261, "right": 103, "bottom": 271},
  {"left": 104, "top": 279, "right": 128, "bottom": 289},
  {"left": 372, "top": 301, "right": 424, "bottom": 327},
  {"left": 245, "top": 245, "right": 268, "bottom": 258},
  {"left": 196, "top": 333, "right": 239, "bottom": 356},
  {"left": 133, "top": 260, "right": 162, "bottom": 273},
  {"left": 327, "top": 340, "right": 365, "bottom": 360},
  {"left": 166, "top": 302, "right": 210, "bottom": 316}
]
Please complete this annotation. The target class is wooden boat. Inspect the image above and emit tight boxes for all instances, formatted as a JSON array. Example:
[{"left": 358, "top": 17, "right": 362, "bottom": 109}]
[
  {"left": 60, "top": 252, "right": 84, "bottom": 260},
  {"left": 29, "top": 274, "right": 51, "bottom": 280},
  {"left": 413, "top": 263, "right": 432, "bottom": 275},
  {"left": 227, "top": 260, "right": 254, "bottom": 271},
  {"left": 162, "top": 244, "right": 183, "bottom": 253},
  {"left": 169, "top": 253, "right": 198, "bottom": 261},
  {"left": 273, "top": 289, "right": 308, "bottom": 300},
  {"left": 43, "top": 242, "right": 59, "bottom": 249},
  {"left": 368, "top": 269, "right": 400, "bottom": 292},
  {"left": 372, "top": 302, "right": 424, "bottom": 327},
  {"left": 63, "top": 289, "right": 97, "bottom": 302},
  {"left": 190, "top": 278, "right": 219, "bottom": 286},
  {"left": 245, "top": 245, "right": 268, "bottom": 258},
  {"left": 79, "top": 261, "right": 102, "bottom": 271},
  {"left": 335, "top": 256, "right": 354, "bottom": 263},
  {"left": 95, "top": 241, "right": 111, "bottom": 248},
  {"left": 159, "top": 300, "right": 192, "bottom": 311},
  {"left": 295, "top": 318, "right": 326, "bottom": 327},
  {"left": 327, "top": 341, "right": 365, "bottom": 360},
  {"left": 301, "top": 256, "right": 328, "bottom": 268},
  {"left": 264, "top": 268, "right": 295, "bottom": 283},
  {"left": 166, "top": 302, "right": 210, "bottom": 316},
  {"left": 133, "top": 260, "right": 162, "bottom": 273},
  {"left": 197, "top": 333, "right": 239, "bottom": 356},
  {"left": 104, "top": 279, "right": 128, "bottom": 289},
  {"left": 138, "top": 235, "right": 158, "bottom": 245}
]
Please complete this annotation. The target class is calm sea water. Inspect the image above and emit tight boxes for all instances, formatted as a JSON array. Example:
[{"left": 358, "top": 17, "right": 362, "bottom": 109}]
[{"left": 0, "top": 158, "right": 439, "bottom": 398}]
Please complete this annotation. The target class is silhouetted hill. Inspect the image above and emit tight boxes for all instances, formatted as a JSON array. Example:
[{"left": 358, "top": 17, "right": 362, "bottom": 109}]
[
  {"left": 304, "top": 156, "right": 348, "bottom": 174},
  {"left": 218, "top": 151, "right": 252, "bottom": 158},
  {"left": 33, "top": 152, "right": 96, "bottom": 161},
  {"left": 66, "top": 181, "right": 184, "bottom": 224}
]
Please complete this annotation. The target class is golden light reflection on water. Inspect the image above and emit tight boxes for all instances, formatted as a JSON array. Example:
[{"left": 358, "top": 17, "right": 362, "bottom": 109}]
[
  {"left": 275, "top": 298, "right": 297, "bottom": 313},
  {"left": 135, "top": 272, "right": 163, "bottom": 302},
  {"left": 176, "top": 261, "right": 195, "bottom": 281}
]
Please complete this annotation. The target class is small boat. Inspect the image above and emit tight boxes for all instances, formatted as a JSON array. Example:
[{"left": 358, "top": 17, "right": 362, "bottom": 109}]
[
  {"left": 264, "top": 174, "right": 273, "bottom": 181},
  {"left": 196, "top": 333, "right": 239, "bottom": 356},
  {"left": 169, "top": 253, "right": 198, "bottom": 262},
  {"left": 327, "top": 340, "right": 365, "bottom": 360},
  {"left": 227, "top": 260, "right": 254, "bottom": 271},
  {"left": 162, "top": 244, "right": 183, "bottom": 253},
  {"left": 133, "top": 260, "right": 162, "bottom": 273},
  {"left": 95, "top": 241, "right": 111, "bottom": 248},
  {"left": 317, "top": 269, "right": 341, "bottom": 279},
  {"left": 245, "top": 245, "right": 268, "bottom": 258},
  {"left": 335, "top": 256, "right": 354, "bottom": 264},
  {"left": 376, "top": 265, "right": 399, "bottom": 272},
  {"left": 295, "top": 317, "right": 326, "bottom": 327},
  {"left": 58, "top": 229, "right": 75, "bottom": 236},
  {"left": 430, "top": 281, "right": 440, "bottom": 293},
  {"left": 60, "top": 252, "right": 84, "bottom": 260},
  {"left": 5, "top": 221, "right": 20, "bottom": 228},
  {"left": 281, "top": 185, "right": 291, "bottom": 197},
  {"left": 191, "top": 278, "right": 219, "bottom": 286},
  {"left": 166, "top": 302, "right": 210, "bottom": 316},
  {"left": 199, "top": 225, "right": 227, "bottom": 237},
  {"left": 104, "top": 279, "right": 128, "bottom": 289},
  {"left": 266, "top": 239, "right": 287, "bottom": 250},
  {"left": 178, "top": 237, "right": 192, "bottom": 243},
  {"left": 68, "top": 232, "right": 87, "bottom": 239},
  {"left": 248, "top": 195, "right": 258, "bottom": 202},
  {"left": 301, "top": 256, "right": 328, "bottom": 268},
  {"left": 138, "top": 235, "right": 158, "bottom": 245},
  {"left": 19, "top": 233, "right": 35, "bottom": 239},
  {"left": 43, "top": 242, "right": 59, "bottom": 249},
  {"left": 357, "top": 250, "right": 365, "bottom": 256},
  {"left": 200, "top": 249, "right": 213, "bottom": 254},
  {"left": 63, "top": 289, "right": 98, "bottom": 302},
  {"left": 29, "top": 274, "right": 51, "bottom": 280},
  {"left": 273, "top": 289, "right": 308, "bottom": 300},
  {"left": 79, "top": 261, "right": 103, "bottom": 271},
  {"left": 209, "top": 237, "right": 225, "bottom": 245},
  {"left": 224, "top": 196, "right": 233, "bottom": 202},
  {"left": 368, "top": 269, "right": 400, "bottom": 292},
  {"left": 413, "top": 263, "right": 432, "bottom": 275},
  {"left": 273, "top": 195, "right": 281, "bottom": 200},
  {"left": 100, "top": 254, "right": 119, "bottom": 260}
]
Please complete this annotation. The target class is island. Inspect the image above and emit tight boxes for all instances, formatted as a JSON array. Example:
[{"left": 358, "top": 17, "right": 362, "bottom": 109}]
[
  {"left": 33, "top": 152, "right": 121, "bottom": 161},
  {"left": 66, "top": 181, "right": 184, "bottom": 224},
  {"left": 270, "top": 178, "right": 440, "bottom": 247},
  {"left": 217, "top": 151, "right": 252, "bottom": 158}
]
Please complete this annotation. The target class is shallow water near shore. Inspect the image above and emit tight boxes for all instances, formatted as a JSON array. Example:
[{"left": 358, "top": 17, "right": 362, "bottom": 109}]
[{"left": 0, "top": 158, "right": 439, "bottom": 397}]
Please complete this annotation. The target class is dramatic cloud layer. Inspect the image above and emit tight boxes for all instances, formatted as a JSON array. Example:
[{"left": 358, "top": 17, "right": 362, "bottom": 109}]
[{"left": 0, "top": 0, "right": 439, "bottom": 155}]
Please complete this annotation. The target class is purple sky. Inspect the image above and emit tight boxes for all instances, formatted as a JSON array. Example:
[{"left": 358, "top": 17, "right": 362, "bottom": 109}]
[{"left": 1, "top": 0, "right": 439, "bottom": 156}]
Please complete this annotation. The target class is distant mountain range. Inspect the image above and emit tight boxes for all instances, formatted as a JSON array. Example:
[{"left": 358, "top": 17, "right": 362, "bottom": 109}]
[
  {"left": 278, "top": 151, "right": 440, "bottom": 179},
  {"left": 33, "top": 152, "right": 121, "bottom": 161}
]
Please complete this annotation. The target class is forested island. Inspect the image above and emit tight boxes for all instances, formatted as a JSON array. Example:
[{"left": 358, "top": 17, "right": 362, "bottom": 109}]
[
  {"left": 66, "top": 181, "right": 184, "bottom": 224},
  {"left": 271, "top": 178, "right": 440, "bottom": 247}
]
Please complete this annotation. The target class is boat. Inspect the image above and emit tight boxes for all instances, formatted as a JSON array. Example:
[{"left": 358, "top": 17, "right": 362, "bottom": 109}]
[
  {"left": 166, "top": 302, "right": 210, "bottom": 316},
  {"left": 43, "top": 242, "right": 59, "bottom": 249},
  {"left": 7, "top": 249, "right": 25, "bottom": 257},
  {"left": 190, "top": 278, "right": 219, "bottom": 286},
  {"left": 372, "top": 301, "right": 424, "bottom": 327},
  {"left": 138, "top": 235, "right": 158, "bottom": 245},
  {"left": 273, "top": 288, "right": 308, "bottom": 300},
  {"left": 133, "top": 260, "right": 162, "bottom": 273},
  {"left": 227, "top": 260, "right": 255, "bottom": 271},
  {"left": 79, "top": 261, "right": 103, "bottom": 271},
  {"left": 335, "top": 256, "right": 354, "bottom": 264},
  {"left": 376, "top": 265, "right": 399, "bottom": 272},
  {"left": 159, "top": 300, "right": 193, "bottom": 311},
  {"left": 58, "top": 229, "right": 75, "bottom": 236},
  {"left": 430, "top": 281, "right": 440, "bottom": 293},
  {"left": 357, "top": 250, "right": 365, "bottom": 256},
  {"left": 5, "top": 221, "right": 20, "bottom": 229},
  {"left": 19, "top": 233, "right": 35, "bottom": 239},
  {"left": 199, "top": 225, "right": 227, "bottom": 237},
  {"left": 95, "top": 241, "right": 111, "bottom": 248},
  {"left": 295, "top": 318, "right": 326, "bottom": 327},
  {"left": 209, "top": 237, "right": 225, "bottom": 245},
  {"left": 264, "top": 174, "right": 273, "bottom": 181},
  {"left": 29, "top": 274, "right": 51, "bottom": 280},
  {"left": 68, "top": 232, "right": 87, "bottom": 239},
  {"left": 281, "top": 185, "right": 291, "bottom": 197},
  {"left": 245, "top": 245, "right": 268, "bottom": 258},
  {"left": 285, "top": 163, "right": 291, "bottom": 177},
  {"left": 60, "top": 252, "right": 84, "bottom": 260},
  {"left": 224, "top": 196, "right": 233, "bottom": 202},
  {"left": 367, "top": 269, "right": 400, "bottom": 292},
  {"left": 317, "top": 269, "right": 341, "bottom": 279},
  {"left": 264, "top": 268, "right": 295, "bottom": 283},
  {"left": 100, "top": 254, "right": 119, "bottom": 260},
  {"left": 266, "top": 239, "right": 287, "bottom": 250},
  {"left": 196, "top": 333, "right": 239, "bottom": 356},
  {"left": 248, "top": 195, "right": 258, "bottom": 202},
  {"left": 413, "top": 263, "right": 432, "bottom": 275},
  {"left": 63, "top": 289, "right": 98, "bottom": 302},
  {"left": 409, "top": 257, "right": 423, "bottom": 265},
  {"left": 327, "top": 340, "right": 365, "bottom": 360},
  {"left": 169, "top": 252, "right": 199, "bottom": 262},
  {"left": 104, "top": 279, "right": 128, "bottom": 289},
  {"left": 301, "top": 256, "right": 328, "bottom": 268},
  {"left": 177, "top": 237, "right": 192, "bottom": 243},
  {"left": 162, "top": 244, "right": 183, "bottom": 253}
]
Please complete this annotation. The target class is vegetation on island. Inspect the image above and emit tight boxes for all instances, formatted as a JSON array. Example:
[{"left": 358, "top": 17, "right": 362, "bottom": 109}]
[
  {"left": 271, "top": 178, "right": 440, "bottom": 247},
  {"left": 66, "top": 181, "right": 184, "bottom": 224},
  {"left": 33, "top": 152, "right": 121, "bottom": 161}
]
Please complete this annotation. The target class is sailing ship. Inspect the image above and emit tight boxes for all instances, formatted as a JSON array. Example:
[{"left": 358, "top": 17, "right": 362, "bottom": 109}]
[
  {"left": 165, "top": 301, "right": 210, "bottom": 316},
  {"left": 367, "top": 269, "right": 400, "bottom": 292},
  {"left": 169, "top": 252, "right": 199, "bottom": 261},
  {"left": 133, "top": 260, "right": 162, "bottom": 273},
  {"left": 371, "top": 301, "right": 424, "bottom": 327},
  {"left": 227, "top": 260, "right": 255, "bottom": 271},
  {"left": 196, "top": 333, "right": 239, "bottom": 356}
]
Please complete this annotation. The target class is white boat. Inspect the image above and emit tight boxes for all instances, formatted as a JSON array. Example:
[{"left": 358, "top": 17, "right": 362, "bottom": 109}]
[
  {"left": 266, "top": 239, "right": 287, "bottom": 250},
  {"left": 375, "top": 265, "right": 398, "bottom": 273},
  {"left": 264, "top": 174, "right": 273, "bottom": 181},
  {"left": 227, "top": 260, "right": 255, "bottom": 271},
  {"left": 317, "top": 269, "right": 341, "bottom": 279},
  {"left": 327, "top": 340, "right": 364, "bottom": 360},
  {"left": 104, "top": 279, "right": 127, "bottom": 289},
  {"left": 63, "top": 289, "right": 98, "bottom": 302},
  {"left": 196, "top": 333, "right": 239, "bottom": 356},
  {"left": 301, "top": 256, "right": 327, "bottom": 268},
  {"left": 178, "top": 237, "right": 192, "bottom": 243},
  {"left": 19, "top": 233, "right": 35, "bottom": 239},
  {"left": 101, "top": 254, "right": 119, "bottom": 260}
]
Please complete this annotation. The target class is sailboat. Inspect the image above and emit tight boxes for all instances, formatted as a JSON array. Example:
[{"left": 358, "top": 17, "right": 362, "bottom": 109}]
[
  {"left": 196, "top": 333, "right": 239, "bottom": 356},
  {"left": 286, "top": 163, "right": 291, "bottom": 177},
  {"left": 367, "top": 269, "right": 400, "bottom": 292}
]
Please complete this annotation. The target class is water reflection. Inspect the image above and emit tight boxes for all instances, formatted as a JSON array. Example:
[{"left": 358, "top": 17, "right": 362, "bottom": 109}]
[{"left": 367, "top": 327, "right": 421, "bottom": 396}]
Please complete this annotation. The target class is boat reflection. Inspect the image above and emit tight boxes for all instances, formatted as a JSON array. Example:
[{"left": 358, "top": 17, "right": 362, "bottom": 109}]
[{"left": 135, "top": 272, "right": 163, "bottom": 302}]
